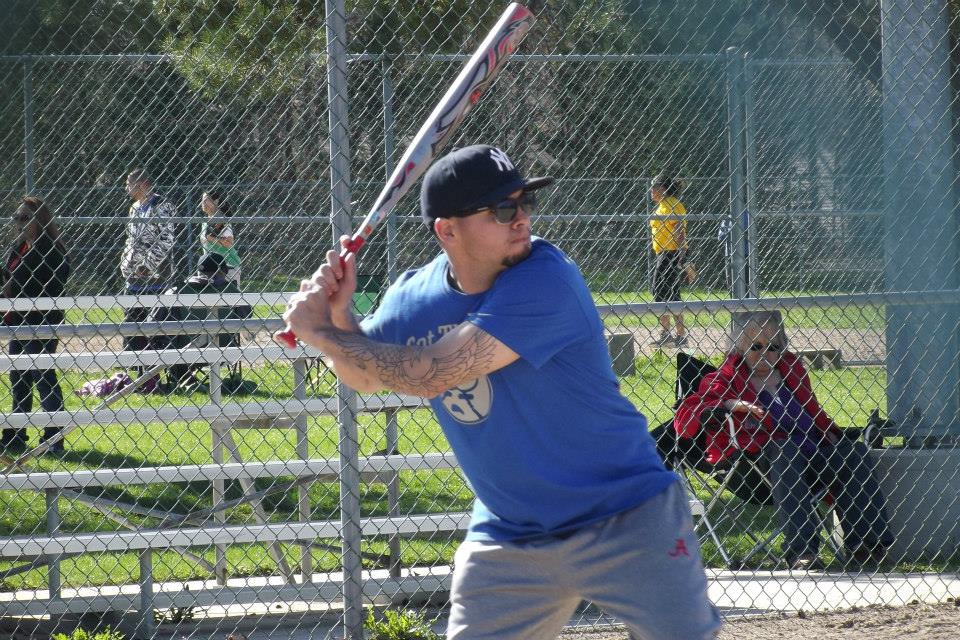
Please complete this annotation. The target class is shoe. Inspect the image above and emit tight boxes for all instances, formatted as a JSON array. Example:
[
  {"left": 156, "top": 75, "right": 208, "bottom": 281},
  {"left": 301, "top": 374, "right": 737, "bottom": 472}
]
[
  {"left": 1, "top": 435, "right": 27, "bottom": 453},
  {"left": 850, "top": 544, "right": 888, "bottom": 567},
  {"left": 40, "top": 440, "right": 65, "bottom": 454},
  {"left": 649, "top": 331, "right": 674, "bottom": 347},
  {"left": 788, "top": 553, "right": 823, "bottom": 571},
  {"left": 673, "top": 334, "right": 689, "bottom": 348}
]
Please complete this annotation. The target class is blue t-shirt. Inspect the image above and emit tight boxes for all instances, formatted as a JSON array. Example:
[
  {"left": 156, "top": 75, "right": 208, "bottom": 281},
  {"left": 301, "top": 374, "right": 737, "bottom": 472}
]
[{"left": 361, "top": 238, "right": 677, "bottom": 541}]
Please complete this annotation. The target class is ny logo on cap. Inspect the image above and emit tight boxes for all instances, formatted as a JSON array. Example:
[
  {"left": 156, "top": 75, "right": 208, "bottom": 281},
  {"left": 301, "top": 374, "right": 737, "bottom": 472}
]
[{"left": 489, "top": 148, "right": 515, "bottom": 172}]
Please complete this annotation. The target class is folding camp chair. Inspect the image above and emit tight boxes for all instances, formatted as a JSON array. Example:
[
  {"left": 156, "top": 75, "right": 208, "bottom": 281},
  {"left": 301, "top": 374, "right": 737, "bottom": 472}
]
[
  {"left": 653, "top": 352, "right": 843, "bottom": 569},
  {"left": 652, "top": 353, "right": 752, "bottom": 568}
]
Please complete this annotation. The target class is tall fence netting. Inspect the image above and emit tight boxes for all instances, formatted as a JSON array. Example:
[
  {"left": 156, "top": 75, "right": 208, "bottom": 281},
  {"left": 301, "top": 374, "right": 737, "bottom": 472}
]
[{"left": 0, "top": 1, "right": 958, "bottom": 639}]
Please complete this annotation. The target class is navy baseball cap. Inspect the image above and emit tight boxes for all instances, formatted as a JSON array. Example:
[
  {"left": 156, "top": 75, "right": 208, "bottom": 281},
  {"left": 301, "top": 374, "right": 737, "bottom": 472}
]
[{"left": 420, "top": 145, "right": 553, "bottom": 227}]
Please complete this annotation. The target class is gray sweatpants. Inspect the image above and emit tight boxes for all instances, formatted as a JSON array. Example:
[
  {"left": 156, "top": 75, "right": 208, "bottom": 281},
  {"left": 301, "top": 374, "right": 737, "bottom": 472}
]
[{"left": 446, "top": 481, "right": 721, "bottom": 640}]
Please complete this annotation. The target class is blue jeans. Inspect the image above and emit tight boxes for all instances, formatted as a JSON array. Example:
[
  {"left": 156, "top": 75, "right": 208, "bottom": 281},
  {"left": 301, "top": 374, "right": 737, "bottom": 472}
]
[{"left": 760, "top": 437, "right": 894, "bottom": 558}]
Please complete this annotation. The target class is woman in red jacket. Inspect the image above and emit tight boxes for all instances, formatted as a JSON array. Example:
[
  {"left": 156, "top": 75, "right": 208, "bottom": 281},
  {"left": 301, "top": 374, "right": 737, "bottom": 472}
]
[{"left": 676, "top": 311, "right": 892, "bottom": 569}]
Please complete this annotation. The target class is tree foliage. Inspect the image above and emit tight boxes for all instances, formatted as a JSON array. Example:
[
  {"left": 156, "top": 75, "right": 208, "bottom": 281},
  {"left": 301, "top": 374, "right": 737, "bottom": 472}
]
[
  {"left": 0, "top": 0, "right": 159, "bottom": 55},
  {"left": 154, "top": 0, "right": 326, "bottom": 98},
  {"left": 151, "top": 0, "right": 649, "bottom": 98}
]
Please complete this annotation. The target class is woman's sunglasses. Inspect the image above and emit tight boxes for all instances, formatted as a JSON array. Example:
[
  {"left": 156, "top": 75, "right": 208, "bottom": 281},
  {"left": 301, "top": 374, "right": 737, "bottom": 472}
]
[
  {"left": 463, "top": 192, "right": 538, "bottom": 225},
  {"left": 749, "top": 342, "right": 783, "bottom": 353}
]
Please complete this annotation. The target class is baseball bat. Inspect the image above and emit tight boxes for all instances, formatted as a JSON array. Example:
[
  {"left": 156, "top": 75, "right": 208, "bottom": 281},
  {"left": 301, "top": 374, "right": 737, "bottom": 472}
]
[{"left": 274, "top": 2, "right": 535, "bottom": 348}]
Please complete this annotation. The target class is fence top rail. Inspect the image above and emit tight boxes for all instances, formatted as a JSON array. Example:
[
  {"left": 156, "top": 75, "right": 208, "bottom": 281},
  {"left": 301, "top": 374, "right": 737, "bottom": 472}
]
[
  {"left": 2, "top": 52, "right": 729, "bottom": 64},
  {"left": 0, "top": 451, "right": 458, "bottom": 492},
  {"left": 1, "top": 290, "right": 954, "bottom": 339},
  {"left": 2, "top": 52, "right": 852, "bottom": 66}
]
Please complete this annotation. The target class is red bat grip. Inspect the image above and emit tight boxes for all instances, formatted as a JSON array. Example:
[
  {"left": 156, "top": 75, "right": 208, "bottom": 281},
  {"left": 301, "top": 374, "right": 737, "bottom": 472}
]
[
  {"left": 340, "top": 236, "right": 365, "bottom": 266},
  {"left": 274, "top": 235, "right": 367, "bottom": 349}
]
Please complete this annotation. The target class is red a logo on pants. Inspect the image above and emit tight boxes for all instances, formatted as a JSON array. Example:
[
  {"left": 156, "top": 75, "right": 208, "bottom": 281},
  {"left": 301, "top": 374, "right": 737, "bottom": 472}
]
[{"left": 668, "top": 538, "right": 690, "bottom": 558}]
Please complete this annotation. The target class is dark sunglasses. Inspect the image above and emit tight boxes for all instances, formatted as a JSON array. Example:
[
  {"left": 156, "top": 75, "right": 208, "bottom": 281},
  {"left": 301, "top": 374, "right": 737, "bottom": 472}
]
[
  {"left": 464, "top": 192, "right": 538, "bottom": 224},
  {"left": 749, "top": 342, "right": 783, "bottom": 353},
  {"left": 11, "top": 214, "right": 30, "bottom": 223}
]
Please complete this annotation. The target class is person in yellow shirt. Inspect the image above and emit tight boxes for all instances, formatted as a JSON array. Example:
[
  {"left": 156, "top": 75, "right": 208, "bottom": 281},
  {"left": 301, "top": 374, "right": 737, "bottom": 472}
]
[{"left": 649, "top": 174, "right": 688, "bottom": 347}]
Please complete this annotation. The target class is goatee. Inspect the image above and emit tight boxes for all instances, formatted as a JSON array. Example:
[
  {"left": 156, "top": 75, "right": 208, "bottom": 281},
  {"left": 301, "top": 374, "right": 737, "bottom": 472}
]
[{"left": 502, "top": 244, "right": 532, "bottom": 267}]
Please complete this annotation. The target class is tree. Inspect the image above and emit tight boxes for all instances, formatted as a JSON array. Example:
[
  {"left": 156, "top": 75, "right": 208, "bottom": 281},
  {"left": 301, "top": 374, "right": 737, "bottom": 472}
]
[
  {"left": 0, "top": 0, "right": 160, "bottom": 55},
  {"left": 152, "top": 0, "right": 648, "bottom": 98}
]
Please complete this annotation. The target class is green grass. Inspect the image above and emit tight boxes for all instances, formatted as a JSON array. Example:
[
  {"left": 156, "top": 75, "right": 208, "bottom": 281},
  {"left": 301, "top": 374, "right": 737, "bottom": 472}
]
[{"left": 0, "top": 361, "right": 469, "bottom": 591}]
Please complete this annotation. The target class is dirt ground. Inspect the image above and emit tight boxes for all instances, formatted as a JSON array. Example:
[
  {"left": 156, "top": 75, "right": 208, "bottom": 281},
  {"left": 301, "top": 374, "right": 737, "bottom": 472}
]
[{"left": 570, "top": 602, "right": 960, "bottom": 639}]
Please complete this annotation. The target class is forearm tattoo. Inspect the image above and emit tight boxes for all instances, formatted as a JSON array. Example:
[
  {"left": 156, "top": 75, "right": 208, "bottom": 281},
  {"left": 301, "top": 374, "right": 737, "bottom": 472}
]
[{"left": 323, "top": 328, "right": 501, "bottom": 395}]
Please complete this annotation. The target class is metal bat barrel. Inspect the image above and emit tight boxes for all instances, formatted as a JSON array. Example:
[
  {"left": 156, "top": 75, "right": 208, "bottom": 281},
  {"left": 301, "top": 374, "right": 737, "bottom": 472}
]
[{"left": 274, "top": 3, "right": 535, "bottom": 350}]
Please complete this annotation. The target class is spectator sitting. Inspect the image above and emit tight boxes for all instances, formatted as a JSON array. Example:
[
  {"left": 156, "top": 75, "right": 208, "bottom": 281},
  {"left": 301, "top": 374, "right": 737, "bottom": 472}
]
[
  {"left": 200, "top": 190, "right": 241, "bottom": 285},
  {"left": 184, "top": 252, "right": 236, "bottom": 294},
  {"left": 675, "top": 310, "right": 893, "bottom": 569},
  {"left": 158, "top": 253, "right": 240, "bottom": 391}
]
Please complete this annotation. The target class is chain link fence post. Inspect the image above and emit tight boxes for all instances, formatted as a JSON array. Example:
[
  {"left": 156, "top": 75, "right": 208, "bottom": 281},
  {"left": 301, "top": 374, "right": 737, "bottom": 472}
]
[
  {"left": 22, "top": 58, "right": 35, "bottom": 194},
  {"left": 325, "top": 1, "right": 364, "bottom": 637},
  {"left": 726, "top": 46, "right": 749, "bottom": 299}
]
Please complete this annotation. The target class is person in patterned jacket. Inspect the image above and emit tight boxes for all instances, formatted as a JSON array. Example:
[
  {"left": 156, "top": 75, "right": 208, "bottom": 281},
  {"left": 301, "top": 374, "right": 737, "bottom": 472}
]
[{"left": 121, "top": 168, "right": 176, "bottom": 354}]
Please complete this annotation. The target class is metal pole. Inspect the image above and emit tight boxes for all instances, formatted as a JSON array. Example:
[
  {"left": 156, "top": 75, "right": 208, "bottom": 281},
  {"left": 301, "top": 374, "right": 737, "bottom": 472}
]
[
  {"left": 209, "top": 347, "right": 228, "bottom": 584},
  {"left": 138, "top": 550, "right": 156, "bottom": 638},
  {"left": 880, "top": 0, "right": 960, "bottom": 442},
  {"left": 645, "top": 188, "right": 653, "bottom": 295},
  {"left": 23, "top": 59, "right": 36, "bottom": 193},
  {"left": 386, "top": 410, "right": 402, "bottom": 578},
  {"left": 337, "top": 382, "right": 363, "bottom": 638},
  {"left": 326, "top": 1, "right": 364, "bottom": 636},
  {"left": 44, "top": 489, "right": 61, "bottom": 597},
  {"left": 726, "top": 47, "right": 748, "bottom": 300},
  {"left": 294, "top": 358, "right": 313, "bottom": 580},
  {"left": 382, "top": 57, "right": 399, "bottom": 284},
  {"left": 743, "top": 53, "right": 759, "bottom": 298}
]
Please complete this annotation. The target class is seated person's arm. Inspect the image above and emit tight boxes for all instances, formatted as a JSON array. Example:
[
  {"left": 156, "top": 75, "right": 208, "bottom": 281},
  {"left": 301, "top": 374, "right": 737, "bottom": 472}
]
[
  {"left": 676, "top": 372, "right": 737, "bottom": 437},
  {"left": 725, "top": 398, "right": 766, "bottom": 418}
]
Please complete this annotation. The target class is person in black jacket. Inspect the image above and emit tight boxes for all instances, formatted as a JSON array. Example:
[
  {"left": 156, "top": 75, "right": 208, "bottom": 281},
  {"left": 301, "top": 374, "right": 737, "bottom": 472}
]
[{"left": 1, "top": 197, "right": 71, "bottom": 452}]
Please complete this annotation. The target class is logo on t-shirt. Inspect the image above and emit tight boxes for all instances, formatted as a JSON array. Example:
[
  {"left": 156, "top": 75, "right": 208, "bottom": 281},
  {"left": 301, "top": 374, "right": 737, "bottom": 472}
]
[{"left": 439, "top": 375, "right": 492, "bottom": 425}]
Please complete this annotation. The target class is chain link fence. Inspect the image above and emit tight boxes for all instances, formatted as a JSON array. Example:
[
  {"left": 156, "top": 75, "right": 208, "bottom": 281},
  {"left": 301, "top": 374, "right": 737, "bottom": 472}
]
[{"left": 1, "top": 1, "right": 959, "bottom": 639}]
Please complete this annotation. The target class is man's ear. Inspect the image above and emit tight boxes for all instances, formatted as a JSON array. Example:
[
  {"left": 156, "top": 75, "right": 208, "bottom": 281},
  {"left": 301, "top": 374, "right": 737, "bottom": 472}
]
[{"left": 434, "top": 218, "right": 455, "bottom": 243}]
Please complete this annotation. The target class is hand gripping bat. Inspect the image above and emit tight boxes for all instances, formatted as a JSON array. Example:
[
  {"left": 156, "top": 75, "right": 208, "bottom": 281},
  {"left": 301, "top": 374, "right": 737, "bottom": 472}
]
[{"left": 274, "top": 3, "right": 535, "bottom": 348}]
